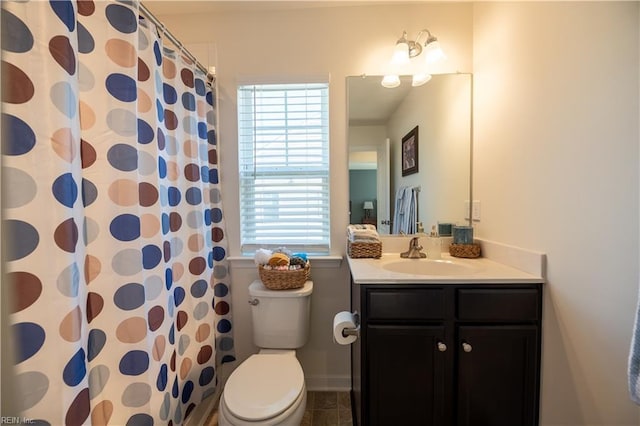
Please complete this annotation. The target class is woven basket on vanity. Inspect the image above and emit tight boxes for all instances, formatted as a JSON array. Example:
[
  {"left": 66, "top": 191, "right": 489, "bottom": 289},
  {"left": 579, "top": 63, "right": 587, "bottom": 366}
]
[
  {"left": 449, "top": 243, "right": 481, "bottom": 258},
  {"left": 347, "top": 241, "right": 382, "bottom": 259}
]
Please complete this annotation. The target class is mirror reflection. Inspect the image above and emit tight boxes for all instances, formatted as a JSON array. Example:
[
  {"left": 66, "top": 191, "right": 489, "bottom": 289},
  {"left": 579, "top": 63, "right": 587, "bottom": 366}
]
[{"left": 348, "top": 73, "right": 472, "bottom": 234}]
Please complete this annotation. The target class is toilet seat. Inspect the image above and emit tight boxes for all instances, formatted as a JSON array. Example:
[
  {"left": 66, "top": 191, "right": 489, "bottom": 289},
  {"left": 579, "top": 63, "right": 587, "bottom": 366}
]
[{"left": 224, "top": 353, "right": 304, "bottom": 421}]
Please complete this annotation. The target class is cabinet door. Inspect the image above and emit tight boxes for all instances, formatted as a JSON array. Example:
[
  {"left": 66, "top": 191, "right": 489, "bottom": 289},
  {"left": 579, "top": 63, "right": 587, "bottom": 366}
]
[
  {"left": 367, "top": 324, "right": 448, "bottom": 426},
  {"left": 456, "top": 325, "right": 539, "bottom": 426}
]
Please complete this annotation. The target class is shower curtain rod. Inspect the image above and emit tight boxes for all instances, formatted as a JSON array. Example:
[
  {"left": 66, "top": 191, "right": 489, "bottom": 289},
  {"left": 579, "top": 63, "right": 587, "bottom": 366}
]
[{"left": 139, "top": 3, "right": 215, "bottom": 84}]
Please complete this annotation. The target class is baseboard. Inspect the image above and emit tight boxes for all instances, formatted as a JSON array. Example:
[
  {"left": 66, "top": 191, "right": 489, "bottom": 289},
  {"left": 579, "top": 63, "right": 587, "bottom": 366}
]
[{"left": 305, "top": 374, "right": 351, "bottom": 391}]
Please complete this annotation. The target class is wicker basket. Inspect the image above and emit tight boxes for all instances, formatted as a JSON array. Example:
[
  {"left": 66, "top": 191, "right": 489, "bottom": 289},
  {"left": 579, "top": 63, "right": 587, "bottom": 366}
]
[
  {"left": 258, "top": 262, "right": 310, "bottom": 290},
  {"left": 449, "top": 243, "right": 481, "bottom": 259},
  {"left": 347, "top": 241, "right": 382, "bottom": 259}
]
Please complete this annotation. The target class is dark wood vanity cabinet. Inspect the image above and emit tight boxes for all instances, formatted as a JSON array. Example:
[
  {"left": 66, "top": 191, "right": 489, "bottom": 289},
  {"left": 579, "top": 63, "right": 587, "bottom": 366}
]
[{"left": 350, "top": 282, "right": 542, "bottom": 426}]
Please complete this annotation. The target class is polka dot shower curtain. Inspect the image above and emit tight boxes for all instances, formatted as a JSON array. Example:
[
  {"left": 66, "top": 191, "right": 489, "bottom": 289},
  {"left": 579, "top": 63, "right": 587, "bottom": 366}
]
[{"left": 2, "top": 1, "right": 235, "bottom": 424}]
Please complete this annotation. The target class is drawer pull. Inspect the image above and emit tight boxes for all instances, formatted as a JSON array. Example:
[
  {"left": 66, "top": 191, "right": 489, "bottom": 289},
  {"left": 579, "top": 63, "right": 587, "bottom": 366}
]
[
  {"left": 437, "top": 342, "right": 447, "bottom": 352},
  {"left": 462, "top": 342, "right": 473, "bottom": 353}
]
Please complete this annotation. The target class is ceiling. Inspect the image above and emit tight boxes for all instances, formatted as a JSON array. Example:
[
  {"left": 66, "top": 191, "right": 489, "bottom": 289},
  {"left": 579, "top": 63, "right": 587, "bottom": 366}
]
[{"left": 143, "top": 1, "right": 413, "bottom": 16}]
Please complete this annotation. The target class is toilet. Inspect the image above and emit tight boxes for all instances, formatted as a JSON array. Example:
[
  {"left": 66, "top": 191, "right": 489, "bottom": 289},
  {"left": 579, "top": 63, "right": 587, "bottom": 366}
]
[{"left": 218, "top": 280, "right": 313, "bottom": 426}]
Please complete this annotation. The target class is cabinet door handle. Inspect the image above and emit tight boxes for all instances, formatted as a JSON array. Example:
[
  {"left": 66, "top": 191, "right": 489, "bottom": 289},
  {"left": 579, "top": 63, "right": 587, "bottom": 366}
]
[
  {"left": 462, "top": 342, "right": 473, "bottom": 353},
  {"left": 437, "top": 342, "right": 447, "bottom": 352}
]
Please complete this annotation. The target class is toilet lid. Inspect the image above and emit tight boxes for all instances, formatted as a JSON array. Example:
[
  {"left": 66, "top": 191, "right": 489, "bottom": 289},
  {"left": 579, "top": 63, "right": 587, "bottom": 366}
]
[{"left": 224, "top": 353, "right": 304, "bottom": 421}]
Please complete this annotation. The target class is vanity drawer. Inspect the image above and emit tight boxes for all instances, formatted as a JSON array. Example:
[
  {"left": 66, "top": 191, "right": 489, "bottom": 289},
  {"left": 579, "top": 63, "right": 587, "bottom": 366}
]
[
  {"left": 367, "top": 288, "right": 445, "bottom": 320},
  {"left": 457, "top": 288, "right": 540, "bottom": 321}
]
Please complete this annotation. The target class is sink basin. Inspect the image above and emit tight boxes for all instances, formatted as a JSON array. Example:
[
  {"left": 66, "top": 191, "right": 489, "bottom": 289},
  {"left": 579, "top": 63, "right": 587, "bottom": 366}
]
[{"left": 382, "top": 259, "right": 480, "bottom": 275}]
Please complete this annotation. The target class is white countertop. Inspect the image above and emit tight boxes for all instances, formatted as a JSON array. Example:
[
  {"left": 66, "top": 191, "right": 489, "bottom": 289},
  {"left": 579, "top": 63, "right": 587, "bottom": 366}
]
[{"left": 347, "top": 238, "right": 545, "bottom": 284}]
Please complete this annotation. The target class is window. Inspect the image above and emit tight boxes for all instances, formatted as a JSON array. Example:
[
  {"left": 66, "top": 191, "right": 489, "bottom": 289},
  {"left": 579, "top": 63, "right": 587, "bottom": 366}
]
[{"left": 237, "top": 82, "right": 330, "bottom": 254}]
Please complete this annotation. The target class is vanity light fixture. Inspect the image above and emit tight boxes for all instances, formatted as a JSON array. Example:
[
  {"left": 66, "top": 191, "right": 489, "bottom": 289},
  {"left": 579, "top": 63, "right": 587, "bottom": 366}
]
[{"left": 382, "top": 29, "right": 445, "bottom": 88}]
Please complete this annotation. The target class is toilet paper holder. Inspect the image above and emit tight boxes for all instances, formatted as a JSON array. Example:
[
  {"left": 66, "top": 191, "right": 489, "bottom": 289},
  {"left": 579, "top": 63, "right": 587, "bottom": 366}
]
[{"left": 342, "top": 312, "right": 360, "bottom": 337}]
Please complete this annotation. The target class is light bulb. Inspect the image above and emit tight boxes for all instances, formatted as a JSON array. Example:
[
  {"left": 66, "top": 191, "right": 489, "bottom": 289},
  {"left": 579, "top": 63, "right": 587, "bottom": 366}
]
[
  {"left": 391, "top": 41, "right": 410, "bottom": 66},
  {"left": 381, "top": 75, "right": 400, "bottom": 88},
  {"left": 412, "top": 73, "right": 432, "bottom": 87},
  {"left": 424, "top": 40, "right": 445, "bottom": 64}
]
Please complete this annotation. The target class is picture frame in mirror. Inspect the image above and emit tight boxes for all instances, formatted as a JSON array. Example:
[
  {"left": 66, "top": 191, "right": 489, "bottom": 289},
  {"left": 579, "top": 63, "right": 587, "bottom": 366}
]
[{"left": 402, "top": 125, "right": 419, "bottom": 176}]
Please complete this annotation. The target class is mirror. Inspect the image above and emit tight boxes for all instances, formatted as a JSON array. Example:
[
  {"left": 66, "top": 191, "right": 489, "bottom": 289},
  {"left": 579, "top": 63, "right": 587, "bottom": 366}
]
[{"left": 348, "top": 73, "right": 472, "bottom": 234}]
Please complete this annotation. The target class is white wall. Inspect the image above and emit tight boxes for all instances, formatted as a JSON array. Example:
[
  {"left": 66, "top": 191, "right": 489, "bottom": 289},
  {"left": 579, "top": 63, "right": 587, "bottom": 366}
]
[
  {"left": 159, "top": 2, "right": 473, "bottom": 390},
  {"left": 159, "top": 2, "right": 640, "bottom": 424},
  {"left": 473, "top": 2, "right": 640, "bottom": 425},
  {"left": 348, "top": 125, "right": 387, "bottom": 155}
]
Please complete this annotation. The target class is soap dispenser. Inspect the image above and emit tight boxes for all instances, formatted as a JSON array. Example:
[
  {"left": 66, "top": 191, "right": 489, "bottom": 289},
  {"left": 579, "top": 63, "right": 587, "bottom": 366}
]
[{"left": 426, "top": 225, "right": 442, "bottom": 260}]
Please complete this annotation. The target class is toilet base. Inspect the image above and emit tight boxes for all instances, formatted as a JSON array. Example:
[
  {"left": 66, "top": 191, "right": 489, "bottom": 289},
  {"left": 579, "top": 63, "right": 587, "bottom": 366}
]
[{"left": 218, "top": 382, "right": 306, "bottom": 426}]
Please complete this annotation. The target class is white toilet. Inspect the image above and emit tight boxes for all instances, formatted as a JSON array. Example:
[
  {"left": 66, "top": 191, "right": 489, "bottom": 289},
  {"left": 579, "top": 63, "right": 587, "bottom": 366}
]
[{"left": 218, "top": 279, "right": 313, "bottom": 426}]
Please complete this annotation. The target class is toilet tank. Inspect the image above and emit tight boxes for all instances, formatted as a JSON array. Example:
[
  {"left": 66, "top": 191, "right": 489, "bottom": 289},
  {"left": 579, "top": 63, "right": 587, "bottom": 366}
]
[{"left": 248, "top": 280, "right": 313, "bottom": 349}]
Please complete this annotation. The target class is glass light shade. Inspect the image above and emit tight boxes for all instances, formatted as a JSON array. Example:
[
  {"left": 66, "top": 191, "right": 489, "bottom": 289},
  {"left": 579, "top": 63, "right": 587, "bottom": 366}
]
[
  {"left": 363, "top": 201, "right": 374, "bottom": 210},
  {"left": 381, "top": 75, "right": 400, "bottom": 88},
  {"left": 424, "top": 40, "right": 446, "bottom": 64},
  {"left": 391, "top": 41, "right": 410, "bottom": 65},
  {"left": 412, "top": 73, "right": 432, "bottom": 87}
]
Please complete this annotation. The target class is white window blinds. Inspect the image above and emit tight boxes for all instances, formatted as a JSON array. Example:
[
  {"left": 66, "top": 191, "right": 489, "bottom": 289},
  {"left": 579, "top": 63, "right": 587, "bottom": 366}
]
[{"left": 237, "top": 83, "right": 330, "bottom": 253}]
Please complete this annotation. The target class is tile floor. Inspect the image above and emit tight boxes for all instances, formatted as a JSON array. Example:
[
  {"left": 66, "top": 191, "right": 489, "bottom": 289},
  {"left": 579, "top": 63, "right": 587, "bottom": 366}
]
[
  {"left": 203, "top": 390, "right": 353, "bottom": 426},
  {"left": 302, "top": 391, "right": 353, "bottom": 426}
]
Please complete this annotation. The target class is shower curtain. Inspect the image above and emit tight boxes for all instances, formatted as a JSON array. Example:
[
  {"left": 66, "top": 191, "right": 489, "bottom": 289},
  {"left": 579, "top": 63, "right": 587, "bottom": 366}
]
[{"left": 2, "top": 1, "right": 234, "bottom": 424}]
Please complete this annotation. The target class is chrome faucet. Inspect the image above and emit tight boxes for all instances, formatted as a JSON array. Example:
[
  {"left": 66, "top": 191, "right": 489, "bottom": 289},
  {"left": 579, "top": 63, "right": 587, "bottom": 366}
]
[{"left": 400, "top": 236, "right": 427, "bottom": 258}]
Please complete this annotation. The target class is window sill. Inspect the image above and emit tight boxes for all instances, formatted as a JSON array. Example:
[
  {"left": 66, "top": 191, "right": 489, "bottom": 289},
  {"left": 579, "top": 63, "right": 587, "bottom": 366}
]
[{"left": 228, "top": 255, "right": 343, "bottom": 269}]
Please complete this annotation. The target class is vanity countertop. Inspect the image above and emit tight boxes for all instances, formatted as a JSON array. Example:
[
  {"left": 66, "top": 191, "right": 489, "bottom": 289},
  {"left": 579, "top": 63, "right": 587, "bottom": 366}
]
[
  {"left": 348, "top": 254, "right": 543, "bottom": 284},
  {"left": 347, "top": 237, "right": 546, "bottom": 284}
]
